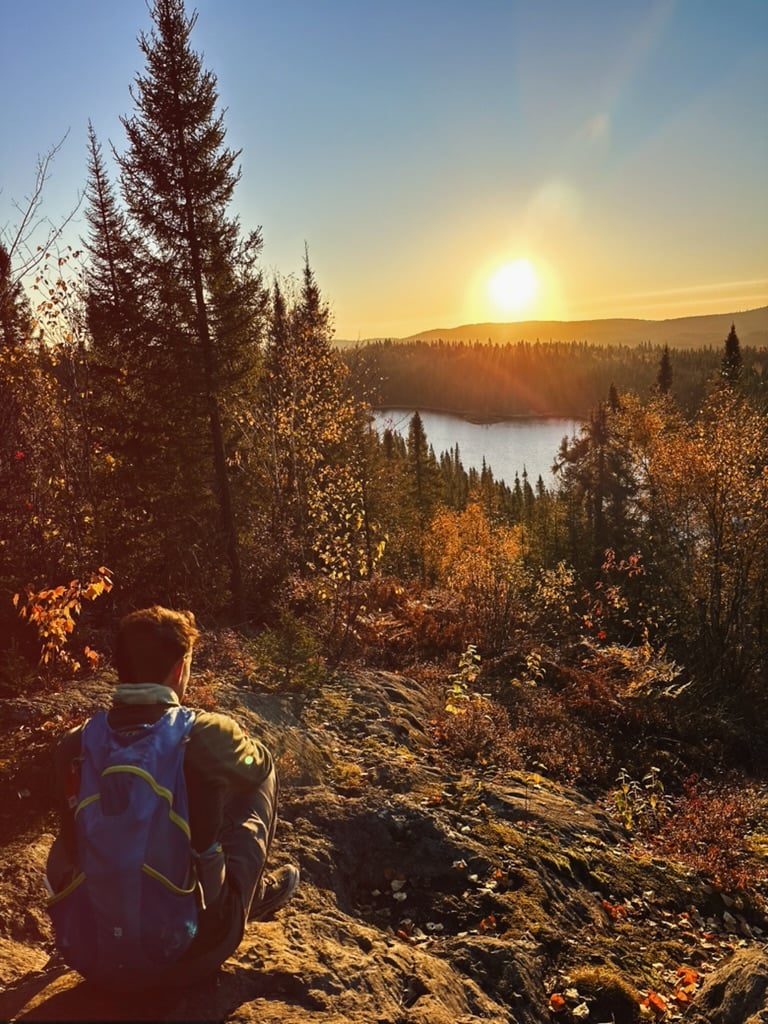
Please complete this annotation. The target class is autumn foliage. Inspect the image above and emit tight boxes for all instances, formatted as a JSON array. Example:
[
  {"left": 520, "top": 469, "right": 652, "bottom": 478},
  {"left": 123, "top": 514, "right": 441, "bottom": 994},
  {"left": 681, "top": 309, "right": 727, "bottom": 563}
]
[{"left": 13, "top": 569, "right": 113, "bottom": 674}]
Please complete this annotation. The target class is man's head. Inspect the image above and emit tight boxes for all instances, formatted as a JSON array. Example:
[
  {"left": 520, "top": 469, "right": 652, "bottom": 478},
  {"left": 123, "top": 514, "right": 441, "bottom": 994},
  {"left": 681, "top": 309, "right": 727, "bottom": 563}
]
[{"left": 115, "top": 606, "right": 200, "bottom": 698}]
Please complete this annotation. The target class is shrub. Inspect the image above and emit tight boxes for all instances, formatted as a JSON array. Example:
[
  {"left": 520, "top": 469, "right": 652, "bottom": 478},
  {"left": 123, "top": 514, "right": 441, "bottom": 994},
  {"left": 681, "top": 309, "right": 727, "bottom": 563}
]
[
  {"left": 653, "top": 775, "right": 768, "bottom": 892},
  {"left": 431, "top": 644, "right": 522, "bottom": 768},
  {"left": 425, "top": 503, "right": 528, "bottom": 653},
  {"left": 506, "top": 686, "right": 613, "bottom": 785},
  {"left": 252, "top": 609, "right": 327, "bottom": 693},
  {"left": 432, "top": 694, "right": 522, "bottom": 769},
  {"left": 611, "top": 766, "right": 671, "bottom": 833},
  {"left": 355, "top": 582, "right": 467, "bottom": 667},
  {"left": 194, "top": 627, "right": 260, "bottom": 685}
]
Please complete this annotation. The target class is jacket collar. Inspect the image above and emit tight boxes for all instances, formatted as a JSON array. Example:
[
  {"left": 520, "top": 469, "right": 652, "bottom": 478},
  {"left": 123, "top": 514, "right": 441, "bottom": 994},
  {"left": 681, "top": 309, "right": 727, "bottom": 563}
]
[{"left": 113, "top": 683, "right": 180, "bottom": 706}]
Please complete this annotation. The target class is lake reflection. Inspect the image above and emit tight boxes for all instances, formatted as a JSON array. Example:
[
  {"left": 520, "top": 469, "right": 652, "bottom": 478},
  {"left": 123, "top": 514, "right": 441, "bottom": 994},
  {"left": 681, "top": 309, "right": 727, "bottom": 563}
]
[{"left": 373, "top": 409, "right": 581, "bottom": 488}]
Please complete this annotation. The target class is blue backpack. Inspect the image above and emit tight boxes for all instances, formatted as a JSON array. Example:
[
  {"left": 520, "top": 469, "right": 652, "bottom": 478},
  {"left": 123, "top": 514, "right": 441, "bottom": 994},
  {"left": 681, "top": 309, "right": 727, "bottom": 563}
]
[{"left": 46, "top": 705, "right": 199, "bottom": 989}]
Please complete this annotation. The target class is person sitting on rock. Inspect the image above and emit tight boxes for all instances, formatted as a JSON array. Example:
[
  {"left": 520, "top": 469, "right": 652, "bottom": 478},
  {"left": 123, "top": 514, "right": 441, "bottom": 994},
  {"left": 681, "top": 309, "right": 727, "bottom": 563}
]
[{"left": 45, "top": 605, "right": 300, "bottom": 988}]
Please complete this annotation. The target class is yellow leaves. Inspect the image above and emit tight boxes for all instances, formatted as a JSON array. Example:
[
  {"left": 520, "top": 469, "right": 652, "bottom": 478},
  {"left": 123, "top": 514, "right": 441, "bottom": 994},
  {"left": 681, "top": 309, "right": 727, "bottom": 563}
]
[{"left": 426, "top": 502, "right": 523, "bottom": 590}]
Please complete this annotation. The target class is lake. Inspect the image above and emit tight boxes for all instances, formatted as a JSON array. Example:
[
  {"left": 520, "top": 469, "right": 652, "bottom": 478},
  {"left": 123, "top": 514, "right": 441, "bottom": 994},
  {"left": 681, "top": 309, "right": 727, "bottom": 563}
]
[{"left": 373, "top": 409, "right": 582, "bottom": 487}]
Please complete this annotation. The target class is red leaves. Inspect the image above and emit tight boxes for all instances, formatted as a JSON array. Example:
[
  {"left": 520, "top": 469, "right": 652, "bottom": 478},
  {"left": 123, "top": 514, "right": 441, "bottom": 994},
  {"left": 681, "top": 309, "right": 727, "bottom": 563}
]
[
  {"left": 636, "top": 966, "right": 701, "bottom": 1018},
  {"left": 550, "top": 958, "right": 703, "bottom": 1020}
]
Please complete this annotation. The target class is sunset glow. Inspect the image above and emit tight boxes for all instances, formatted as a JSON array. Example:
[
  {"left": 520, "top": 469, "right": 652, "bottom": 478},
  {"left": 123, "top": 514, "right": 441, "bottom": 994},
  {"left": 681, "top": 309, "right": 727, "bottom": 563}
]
[{"left": 488, "top": 260, "right": 540, "bottom": 317}]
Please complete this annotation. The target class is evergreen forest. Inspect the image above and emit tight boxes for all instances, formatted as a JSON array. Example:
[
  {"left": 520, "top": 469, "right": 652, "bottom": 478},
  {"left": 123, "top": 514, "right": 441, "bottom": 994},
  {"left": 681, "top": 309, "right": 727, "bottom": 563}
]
[
  {"left": 2, "top": 0, "right": 768, "bottom": 887},
  {"left": 343, "top": 334, "right": 767, "bottom": 420}
]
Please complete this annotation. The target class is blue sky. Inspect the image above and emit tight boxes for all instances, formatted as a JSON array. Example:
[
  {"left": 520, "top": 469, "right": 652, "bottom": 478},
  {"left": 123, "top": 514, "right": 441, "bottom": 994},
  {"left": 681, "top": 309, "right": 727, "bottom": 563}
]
[{"left": 1, "top": 0, "right": 766, "bottom": 338}]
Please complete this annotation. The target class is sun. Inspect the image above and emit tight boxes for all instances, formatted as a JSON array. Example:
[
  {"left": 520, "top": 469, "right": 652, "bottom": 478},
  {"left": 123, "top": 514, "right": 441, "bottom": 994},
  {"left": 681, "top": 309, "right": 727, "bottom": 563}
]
[{"left": 487, "top": 258, "right": 540, "bottom": 317}]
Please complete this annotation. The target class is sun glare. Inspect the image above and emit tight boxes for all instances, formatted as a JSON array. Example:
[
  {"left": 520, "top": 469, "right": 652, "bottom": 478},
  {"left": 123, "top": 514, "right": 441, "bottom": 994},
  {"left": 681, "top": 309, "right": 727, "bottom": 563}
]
[{"left": 488, "top": 259, "right": 539, "bottom": 317}]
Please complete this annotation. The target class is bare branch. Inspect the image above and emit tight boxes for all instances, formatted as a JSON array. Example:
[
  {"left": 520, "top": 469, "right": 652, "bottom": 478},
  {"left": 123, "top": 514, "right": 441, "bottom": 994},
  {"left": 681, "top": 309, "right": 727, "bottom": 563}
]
[{"left": 1, "top": 134, "right": 83, "bottom": 284}]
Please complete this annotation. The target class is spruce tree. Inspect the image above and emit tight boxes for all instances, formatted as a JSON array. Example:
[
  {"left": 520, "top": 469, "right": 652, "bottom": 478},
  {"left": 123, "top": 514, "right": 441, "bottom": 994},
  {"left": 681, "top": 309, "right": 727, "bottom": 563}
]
[
  {"left": 114, "top": 0, "right": 264, "bottom": 615},
  {"left": 721, "top": 323, "right": 742, "bottom": 384},
  {"left": 83, "top": 122, "right": 143, "bottom": 351},
  {"left": 553, "top": 400, "right": 636, "bottom": 574},
  {"left": 656, "top": 344, "right": 673, "bottom": 394},
  {"left": 406, "top": 411, "right": 441, "bottom": 579},
  {"left": 0, "top": 244, "right": 31, "bottom": 349}
]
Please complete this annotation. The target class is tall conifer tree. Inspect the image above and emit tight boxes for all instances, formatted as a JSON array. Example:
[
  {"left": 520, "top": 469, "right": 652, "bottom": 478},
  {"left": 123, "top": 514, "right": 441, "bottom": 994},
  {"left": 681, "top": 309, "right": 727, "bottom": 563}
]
[
  {"left": 721, "top": 323, "right": 742, "bottom": 384},
  {"left": 656, "top": 344, "right": 673, "bottom": 394},
  {"left": 114, "top": 0, "right": 264, "bottom": 615},
  {"left": 406, "top": 411, "right": 441, "bottom": 579},
  {"left": 254, "top": 256, "right": 368, "bottom": 594},
  {"left": 83, "top": 122, "right": 143, "bottom": 350}
]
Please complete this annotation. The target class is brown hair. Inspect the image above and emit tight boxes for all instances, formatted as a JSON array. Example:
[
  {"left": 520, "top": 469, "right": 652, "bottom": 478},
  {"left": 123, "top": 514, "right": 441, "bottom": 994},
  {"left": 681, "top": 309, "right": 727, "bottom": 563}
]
[{"left": 115, "top": 606, "right": 200, "bottom": 685}]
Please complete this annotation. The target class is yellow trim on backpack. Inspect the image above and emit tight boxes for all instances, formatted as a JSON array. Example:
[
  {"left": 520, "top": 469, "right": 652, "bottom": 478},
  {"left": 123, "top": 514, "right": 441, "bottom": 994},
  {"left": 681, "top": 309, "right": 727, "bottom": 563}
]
[
  {"left": 141, "top": 863, "right": 197, "bottom": 896},
  {"left": 74, "top": 793, "right": 100, "bottom": 818},
  {"left": 102, "top": 764, "right": 173, "bottom": 803},
  {"left": 46, "top": 871, "right": 86, "bottom": 908},
  {"left": 101, "top": 764, "right": 191, "bottom": 838},
  {"left": 169, "top": 809, "right": 191, "bottom": 840}
]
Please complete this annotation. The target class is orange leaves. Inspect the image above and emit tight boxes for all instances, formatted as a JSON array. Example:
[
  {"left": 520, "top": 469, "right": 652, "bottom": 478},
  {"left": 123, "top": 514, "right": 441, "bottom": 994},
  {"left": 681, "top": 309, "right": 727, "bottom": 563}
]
[
  {"left": 675, "top": 966, "right": 699, "bottom": 988},
  {"left": 83, "top": 646, "right": 102, "bottom": 670},
  {"left": 640, "top": 990, "right": 667, "bottom": 1017},
  {"left": 13, "top": 567, "right": 113, "bottom": 675},
  {"left": 426, "top": 502, "right": 522, "bottom": 592},
  {"left": 548, "top": 992, "right": 567, "bottom": 1013},
  {"left": 671, "top": 966, "right": 700, "bottom": 1007},
  {"left": 636, "top": 966, "right": 702, "bottom": 1018}
]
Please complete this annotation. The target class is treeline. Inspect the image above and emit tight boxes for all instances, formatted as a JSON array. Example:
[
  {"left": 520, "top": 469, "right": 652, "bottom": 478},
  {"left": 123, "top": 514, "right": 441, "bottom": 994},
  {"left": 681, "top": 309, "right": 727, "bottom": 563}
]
[{"left": 343, "top": 336, "right": 768, "bottom": 419}]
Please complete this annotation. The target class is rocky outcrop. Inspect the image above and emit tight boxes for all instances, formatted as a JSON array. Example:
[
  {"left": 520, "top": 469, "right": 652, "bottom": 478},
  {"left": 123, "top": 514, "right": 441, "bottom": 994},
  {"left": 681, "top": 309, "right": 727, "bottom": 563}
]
[
  {"left": 0, "top": 669, "right": 765, "bottom": 1022},
  {"left": 686, "top": 948, "right": 768, "bottom": 1024}
]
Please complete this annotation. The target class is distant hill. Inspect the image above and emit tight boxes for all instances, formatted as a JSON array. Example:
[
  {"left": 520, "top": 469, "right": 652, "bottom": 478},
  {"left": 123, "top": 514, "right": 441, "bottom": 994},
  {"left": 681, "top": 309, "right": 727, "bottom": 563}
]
[{"left": 337, "top": 306, "right": 768, "bottom": 350}]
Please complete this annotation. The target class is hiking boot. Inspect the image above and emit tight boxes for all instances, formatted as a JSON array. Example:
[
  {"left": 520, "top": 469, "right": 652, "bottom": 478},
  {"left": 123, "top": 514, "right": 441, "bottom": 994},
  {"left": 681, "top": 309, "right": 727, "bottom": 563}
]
[{"left": 248, "top": 864, "right": 300, "bottom": 921}]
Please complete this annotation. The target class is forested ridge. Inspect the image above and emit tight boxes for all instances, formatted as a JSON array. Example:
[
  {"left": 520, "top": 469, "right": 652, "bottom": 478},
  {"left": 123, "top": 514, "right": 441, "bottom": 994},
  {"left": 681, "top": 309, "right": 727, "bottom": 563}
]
[
  {"left": 2, "top": 2, "right": 768, "bottom": 1019},
  {"left": 343, "top": 336, "right": 768, "bottom": 419}
]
